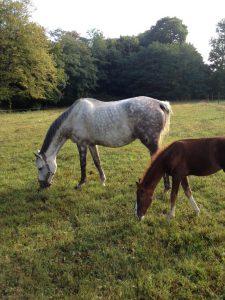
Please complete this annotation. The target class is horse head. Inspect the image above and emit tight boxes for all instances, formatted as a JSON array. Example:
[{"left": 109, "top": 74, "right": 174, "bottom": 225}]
[
  {"left": 135, "top": 180, "right": 153, "bottom": 220},
  {"left": 34, "top": 151, "right": 57, "bottom": 189}
]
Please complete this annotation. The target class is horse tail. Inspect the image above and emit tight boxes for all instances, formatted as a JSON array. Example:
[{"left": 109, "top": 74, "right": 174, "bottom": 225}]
[{"left": 159, "top": 101, "right": 172, "bottom": 145}]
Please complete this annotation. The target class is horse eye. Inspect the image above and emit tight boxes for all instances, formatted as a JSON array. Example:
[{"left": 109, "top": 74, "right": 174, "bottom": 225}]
[{"left": 38, "top": 167, "right": 43, "bottom": 171}]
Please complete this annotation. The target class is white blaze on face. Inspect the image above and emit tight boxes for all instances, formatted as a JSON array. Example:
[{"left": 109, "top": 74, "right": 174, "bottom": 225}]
[{"left": 135, "top": 201, "right": 145, "bottom": 220}]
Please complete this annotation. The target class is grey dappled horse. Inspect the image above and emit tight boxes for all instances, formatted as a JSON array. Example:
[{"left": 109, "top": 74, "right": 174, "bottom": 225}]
[{"left": 34, "top": 96, "right": 172, "bottom": 189}]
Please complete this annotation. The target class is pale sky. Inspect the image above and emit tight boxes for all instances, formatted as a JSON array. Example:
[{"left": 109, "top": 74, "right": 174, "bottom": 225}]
[{"left": 32, "top": 0, "right": 225, "bottom": 62}]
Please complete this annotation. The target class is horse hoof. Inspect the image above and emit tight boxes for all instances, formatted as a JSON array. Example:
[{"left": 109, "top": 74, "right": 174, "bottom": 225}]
[
  {"left": 75, "top": 182, "right": 85, "bottom": 190},
  {"left": 164, "top": 186, "right": 171, "bottom": 193},
  {"left": 195, "top": 210, "right": 200, "bottom": 216},
  {"left": 166, "top": 216, "right": 172, "bottom": 223},
  {"left": 166, "top": 213, "right": 175, "bottom": 222}
]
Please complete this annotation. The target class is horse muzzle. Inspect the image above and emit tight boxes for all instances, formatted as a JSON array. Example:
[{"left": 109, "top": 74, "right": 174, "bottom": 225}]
[
  {"left": 39, "top": 180, "right": 51, "bottom": 189},
  {"left": 137, "top": 214, "right": 145, "bottom": 221}
]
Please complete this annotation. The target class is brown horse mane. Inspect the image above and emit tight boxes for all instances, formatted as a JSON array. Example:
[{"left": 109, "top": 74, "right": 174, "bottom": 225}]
[
  {"left": 141, "top": 138, "right": 204, "bottom": 182},
  {"left": 140, "top": 136, "right": 225, "bottom": 185},
  {"left": 140, "top": 143, "right": 172, "bottom": 185},
  {"left": 146, "top": 137, "right": 214, "bottom": 169}
]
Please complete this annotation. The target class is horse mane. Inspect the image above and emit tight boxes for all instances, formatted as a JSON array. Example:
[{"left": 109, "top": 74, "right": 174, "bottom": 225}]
[
  {"left": 40, "top": 104, "right": 75, "bottom": 153},
  {"left": 140, "top": 143, "right": 172, "bottom": 185}
]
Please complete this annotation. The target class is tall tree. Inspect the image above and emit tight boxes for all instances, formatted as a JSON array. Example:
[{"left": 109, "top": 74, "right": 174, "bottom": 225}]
[
  {"left": 86, "top": 29, "right": 108, "bottom": 95},
  {"left": 54, "top": 31, "right": 97, "bottom": 105},
  {"left": 209, "top": 19, "right": 225, "bottom": 71},
  {"left": 98, "top": 36, "right": 140, "bottom": 97},
  {"left": 121, "top": 42, "right": 207, "bottom": 100},
  {"left": 209, "top": 19, "right": 225, "bottom": 98},
  {"left": 0, "top": 0, "right": 59, "bottom": 108},
  {"left": 139, "top": 17, "right": 188, "bottom": 47}
]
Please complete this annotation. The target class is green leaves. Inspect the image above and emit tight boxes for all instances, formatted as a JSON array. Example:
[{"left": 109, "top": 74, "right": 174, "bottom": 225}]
[
  {"left": 51, "top": 31, "right": 97, "bottom": 105},
  {"left": 209, "top": 19, "right": 225, "bottom": 98},
  {"left": 115, "top": 42, "right": 207, "bottom": 100},
  {"left": 209, "top": 19, "right": 225, "bottom": 71},
  {"left": 0, "top": 0, "right": 59, "bottom": 107},
  {"left": 1, "top": 6, "right": 225, "bottom": 107},
  {"left": 139, "top": 17, "right": 188, "bottom": 47}
]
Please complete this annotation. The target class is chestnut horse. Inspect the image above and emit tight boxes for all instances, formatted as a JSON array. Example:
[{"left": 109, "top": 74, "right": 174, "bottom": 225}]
[{"left": 136, "top": 137, "right": 225, "bottom": 221}]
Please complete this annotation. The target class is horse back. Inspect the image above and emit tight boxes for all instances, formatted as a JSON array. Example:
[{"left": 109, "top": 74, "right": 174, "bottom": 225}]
[{"left": 166, "top": 137, "right": 225, "bottom": 176}]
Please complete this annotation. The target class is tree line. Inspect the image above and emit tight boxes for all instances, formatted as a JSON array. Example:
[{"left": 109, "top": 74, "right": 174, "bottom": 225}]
[{"left": 1, "top": 0, "right": 225, "bottom": 109}]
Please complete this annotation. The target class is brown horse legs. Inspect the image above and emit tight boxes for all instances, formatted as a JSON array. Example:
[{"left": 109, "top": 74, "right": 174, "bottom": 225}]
[
  {"left": 168, "top": 176, "right": 200, "bottom": 220},
  {"left": 167, "top": 176, "right": 181, "bottom": 220},
  {"left": 181, "top": 177, "right": 200, "bottom": 215}
]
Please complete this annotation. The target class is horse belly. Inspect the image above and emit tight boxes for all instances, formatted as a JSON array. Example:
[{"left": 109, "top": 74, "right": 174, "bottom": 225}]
[
  {"left": 92, "top": 128, "right": 135, "bottom": 147},
  {"left": 71, "top": 103, "right": 136, "bottom": 147},
  {"left": 88, "top": 110, "right": 135, "bottom": 147},
  {"left": 189, "top": 164, "right": 221, "bottom": 176}
]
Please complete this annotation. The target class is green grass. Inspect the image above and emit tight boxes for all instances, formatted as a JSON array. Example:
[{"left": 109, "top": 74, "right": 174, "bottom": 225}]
[{"left": 0, "top": 102, "right": 225, "bottom": 299}]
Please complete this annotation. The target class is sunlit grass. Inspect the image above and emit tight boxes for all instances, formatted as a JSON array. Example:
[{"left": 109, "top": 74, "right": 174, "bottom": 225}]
[{"left": 0, "top": 101, "right": 225, "bottom": 299}]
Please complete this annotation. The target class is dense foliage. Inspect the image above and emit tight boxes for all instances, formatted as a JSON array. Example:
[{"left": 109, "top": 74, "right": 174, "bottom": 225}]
[
  {"left": 139, "top": 17, "right": 188, "bottom": 46},
  {"left": 209, "top": 19, "right": 225, "bottom": 99},
  {"left": 0, "top": 0, "right": 60, "bottom": 108},
  {"left": 0, "top": 0, "right": 225, "bottom": 108}
]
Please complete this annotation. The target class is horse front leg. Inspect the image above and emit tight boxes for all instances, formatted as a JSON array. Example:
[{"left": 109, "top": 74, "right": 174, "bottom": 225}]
[
  {"left": 89, "top": 145, "right": 106, "bottom": 186},
  {"left": 163, "top": 174, "right": 170, "bottom": 192},
  {"left": 76, "top": 144, "right": 87, "bottom": 189},
  {"left": 167, "top": 176, "right": 181, "bottom": 221},
  {"left": 181, "top": 176, "right": 200, "bottom": 215}
]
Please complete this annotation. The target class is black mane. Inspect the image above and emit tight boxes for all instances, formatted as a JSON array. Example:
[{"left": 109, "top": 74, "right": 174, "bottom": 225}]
[{"left": 40, "top": 105, "right": 73, "bottom": 153}]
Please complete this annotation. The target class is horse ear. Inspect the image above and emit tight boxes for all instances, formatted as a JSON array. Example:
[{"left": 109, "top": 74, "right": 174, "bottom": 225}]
[
  {"left": 136, "top": 178, "right": 142, "bottom": 188},
  {"left": 34, "top": 151, "right": 41, "bottom": 158}
]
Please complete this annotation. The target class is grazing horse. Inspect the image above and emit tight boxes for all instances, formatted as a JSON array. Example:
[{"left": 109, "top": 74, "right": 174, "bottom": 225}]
[
  {"left": 136, "top": 137, "right": 225, "bottom": 221},
  {"left": 34, "top": 96, "right": 171, "bottom": 189}
]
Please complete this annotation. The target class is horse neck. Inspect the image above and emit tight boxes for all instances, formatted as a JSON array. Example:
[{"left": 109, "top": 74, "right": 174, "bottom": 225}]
[
  {"left": 41, "top": 125, "right": 67, "bottom": 160},
  {"left": 141, "top": 156, "right": 165, "bottom": 196},
  {"left": 47, "top": 134, "right": 66, "bottom": 160}
]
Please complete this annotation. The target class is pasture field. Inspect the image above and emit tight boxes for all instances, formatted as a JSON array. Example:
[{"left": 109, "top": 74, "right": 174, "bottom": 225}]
[{"left": 0, "top": 102, "right": 225, "bottom": 299}]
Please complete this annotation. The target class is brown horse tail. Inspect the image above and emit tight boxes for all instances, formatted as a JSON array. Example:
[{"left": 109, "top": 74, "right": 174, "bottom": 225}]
[{"left": 159, "top": 101, "right": 172, "bottom": 145}]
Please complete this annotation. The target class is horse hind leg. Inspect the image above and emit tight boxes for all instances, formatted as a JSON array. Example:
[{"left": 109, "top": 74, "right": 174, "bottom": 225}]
[
  {"left": 89, "top": 145, "right": 106, "bottom": 186},
  {"left": 76, "top": 144, "right": 87, "bottom": 189},
  {"left": 181, "top": 177, "right": 200, "bottom": 215}
]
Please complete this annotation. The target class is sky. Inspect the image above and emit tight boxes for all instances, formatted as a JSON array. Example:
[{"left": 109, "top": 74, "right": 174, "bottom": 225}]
[{"left": 31, "top": 0, "right": 225, "bottom": 62}]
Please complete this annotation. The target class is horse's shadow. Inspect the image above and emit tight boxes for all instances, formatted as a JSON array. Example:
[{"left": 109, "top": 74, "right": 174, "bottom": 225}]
[{"left": 0, "top": 181, "right": 56, "bottom": 227}]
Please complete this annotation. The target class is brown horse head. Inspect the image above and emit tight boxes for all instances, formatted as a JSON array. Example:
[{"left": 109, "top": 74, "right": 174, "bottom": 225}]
[{"left": 135, "top": 181, "right": 154, "bottom": 220}]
